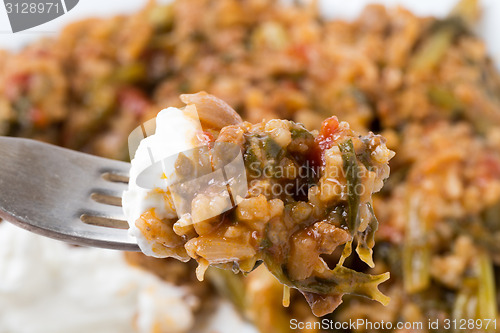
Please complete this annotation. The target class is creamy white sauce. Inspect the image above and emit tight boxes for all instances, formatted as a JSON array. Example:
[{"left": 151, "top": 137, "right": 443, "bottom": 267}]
[{"left": 122, "top": 106, "right": 202, "bottom": 257}]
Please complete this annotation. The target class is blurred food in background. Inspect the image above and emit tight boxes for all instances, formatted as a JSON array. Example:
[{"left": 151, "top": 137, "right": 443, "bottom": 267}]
[{"left": 0, "top": 0, "right": 499, "bottom": 332}]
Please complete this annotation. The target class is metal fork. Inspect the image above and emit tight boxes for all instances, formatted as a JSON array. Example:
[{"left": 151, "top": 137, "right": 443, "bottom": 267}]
[{"left": 0, "top": 137, "right": 139, "bottom": 251}]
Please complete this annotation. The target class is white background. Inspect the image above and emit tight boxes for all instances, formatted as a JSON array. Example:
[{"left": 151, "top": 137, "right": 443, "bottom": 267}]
[{"left": 0, "top": 0, "right": 499, "bottom": 68}]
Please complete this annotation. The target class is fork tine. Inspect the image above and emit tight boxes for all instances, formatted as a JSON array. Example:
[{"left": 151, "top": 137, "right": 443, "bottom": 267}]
[
  {"left": 0, "top": 137, "right": 139, "bottom": 251},
  {"left": 90, "top": 186, "right": 127, "bottom": 201}
]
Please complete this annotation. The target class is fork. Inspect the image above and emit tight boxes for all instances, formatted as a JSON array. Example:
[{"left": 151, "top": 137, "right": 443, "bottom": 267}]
[{"left": 0, "top": 136, "right": 140, "bottom": 251}]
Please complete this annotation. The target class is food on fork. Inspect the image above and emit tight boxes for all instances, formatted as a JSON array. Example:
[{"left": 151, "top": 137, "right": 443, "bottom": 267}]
[{"left": 122, "top": 92, "right": 395, "bottom": 316}]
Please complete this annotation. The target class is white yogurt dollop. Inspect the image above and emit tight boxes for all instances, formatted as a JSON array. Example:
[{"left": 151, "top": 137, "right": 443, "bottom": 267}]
[
  {"left": 122, "top": 106, "right": 202, "bottom": 257},
  {"left": 0, "top": 222, "right": 194, "bottom": 333}
]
